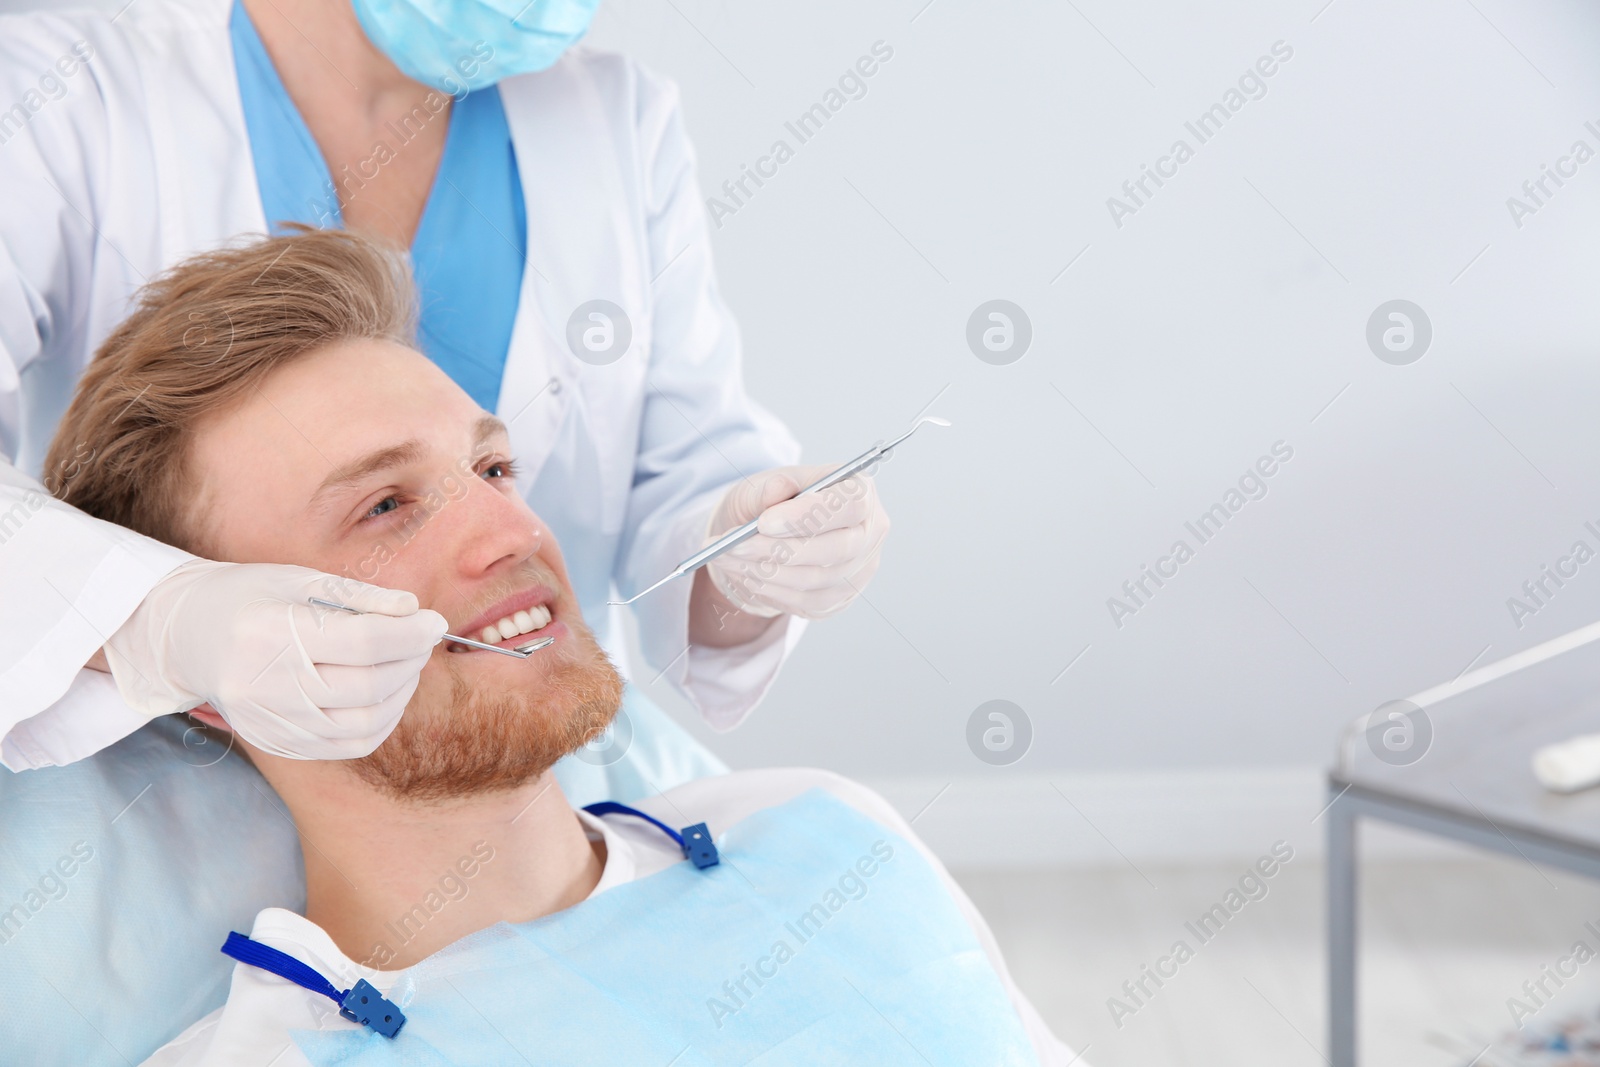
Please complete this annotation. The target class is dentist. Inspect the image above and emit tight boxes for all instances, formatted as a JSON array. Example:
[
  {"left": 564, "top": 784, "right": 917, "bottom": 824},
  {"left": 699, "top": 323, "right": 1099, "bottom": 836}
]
[{"left": 0, "top": 0, "right": 890, "bottom": 793}]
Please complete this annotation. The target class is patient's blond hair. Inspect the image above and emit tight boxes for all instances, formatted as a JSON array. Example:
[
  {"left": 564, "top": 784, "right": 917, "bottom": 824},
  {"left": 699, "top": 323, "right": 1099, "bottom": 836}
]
[{"left": 45, "top": 227, "right": 417, "bottom": 553}]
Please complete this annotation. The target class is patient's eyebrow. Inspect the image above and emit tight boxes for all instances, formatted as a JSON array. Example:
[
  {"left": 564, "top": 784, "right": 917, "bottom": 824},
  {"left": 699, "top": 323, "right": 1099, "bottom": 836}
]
[
  {"left": 309, "top": 418, "right": 510, "bottom": 513},
  {"left": 310, "top": 440, "right": 428, "bottom": 508},
  {"left": 473, "top": 414, "right": 509, "bottom": 450}
]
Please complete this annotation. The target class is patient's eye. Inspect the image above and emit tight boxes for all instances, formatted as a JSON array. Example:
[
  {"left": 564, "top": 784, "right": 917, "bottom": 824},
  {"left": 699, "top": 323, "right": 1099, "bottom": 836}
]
[
  {"left": 365, "top": 496, "right": 401, "bottom": 520},
  {"left": 348, "top": 455, "right": 516, "bottom": 529},
  {"left": 481, "top": 458, "right": 518, "bottom": 482}
]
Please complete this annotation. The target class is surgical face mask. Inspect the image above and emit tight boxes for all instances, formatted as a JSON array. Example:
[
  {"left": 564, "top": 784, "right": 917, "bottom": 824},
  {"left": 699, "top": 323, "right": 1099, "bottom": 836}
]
[{"left": 350, "top": 0, "right": 601, "bottom": 94}]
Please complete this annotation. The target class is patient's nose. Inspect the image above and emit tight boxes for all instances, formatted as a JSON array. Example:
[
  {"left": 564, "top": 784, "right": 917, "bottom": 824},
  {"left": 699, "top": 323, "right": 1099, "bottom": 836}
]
[{"left": 447, "top": 475, "right": 544, "bottom": 577}]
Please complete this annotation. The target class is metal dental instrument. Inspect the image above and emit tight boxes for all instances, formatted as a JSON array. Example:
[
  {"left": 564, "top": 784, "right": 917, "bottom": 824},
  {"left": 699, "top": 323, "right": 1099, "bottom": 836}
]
[
  {"left": 609, "top": 415, "right": 951, "bottom": 608},
  {"left": 307, "top": 597, "right": 555, "bottom": 658}
]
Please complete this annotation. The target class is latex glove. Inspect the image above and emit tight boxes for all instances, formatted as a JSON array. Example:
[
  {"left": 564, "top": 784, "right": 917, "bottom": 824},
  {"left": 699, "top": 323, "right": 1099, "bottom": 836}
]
[
  {"left": 103, "top": 560, "right": 448, "bottom": 760},
  {"left": 704, "top": 465, "right": 889, "bottom": 619}
]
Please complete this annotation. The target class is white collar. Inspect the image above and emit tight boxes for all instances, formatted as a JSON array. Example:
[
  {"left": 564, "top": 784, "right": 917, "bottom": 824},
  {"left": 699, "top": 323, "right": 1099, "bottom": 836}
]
[{"left": 242, "top": 807, "right": 634, "bottom": 994}]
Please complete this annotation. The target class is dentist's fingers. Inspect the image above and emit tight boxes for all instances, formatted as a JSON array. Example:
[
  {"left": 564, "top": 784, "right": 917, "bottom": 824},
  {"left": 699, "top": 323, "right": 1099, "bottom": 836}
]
[
  {"left": 725, "top": 523, "right": 880, "bottom": 568},
  {"left": 704, "top": 463, "right": 891, "bottom": 622},
  {"left": 710, "top": 467, "right": 817, "bottom": 532},
  {"left": 308, "top": 654, "right": 439, "bottom": 710},
  {"left": 722, "top": 578, "right": 872, "bottom": 621},
  {"left": 236, "top": 689, "right": 415, "bottom": 754},
  {"left": 103, "top": 559, "right": 443, "bottom": 761},
  {"left": 311, "top": 695, "right": 418, "bottom": 745},
  {"left": 301, "top": 605, "right": 449, "bottom": 666},
  {"left": 754, "top": 475, "right": 876, "bottom": 538},
  {"left": 307, "top": 576, "right": 422, "bottom": 616},
  {"left": 719, "top": 550, "right": 886, "bottom": 599}
]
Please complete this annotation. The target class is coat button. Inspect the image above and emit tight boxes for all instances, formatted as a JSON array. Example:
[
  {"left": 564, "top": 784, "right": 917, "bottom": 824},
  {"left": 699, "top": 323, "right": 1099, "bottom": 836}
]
[{"left": 548, "top": 377, "right": 563, "bottom": 395}]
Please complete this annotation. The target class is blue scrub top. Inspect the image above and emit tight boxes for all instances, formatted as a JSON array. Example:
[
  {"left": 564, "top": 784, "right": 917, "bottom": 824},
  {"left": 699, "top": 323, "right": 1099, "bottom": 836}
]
[{"left": 229, "top": 0, "right": 525, "bottom": 413}]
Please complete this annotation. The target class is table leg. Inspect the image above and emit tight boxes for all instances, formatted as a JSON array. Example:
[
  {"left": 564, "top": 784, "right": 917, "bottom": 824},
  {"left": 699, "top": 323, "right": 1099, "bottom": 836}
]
[{"left": 1328, "top": 787, "right": 1358, "bottom": 1067}]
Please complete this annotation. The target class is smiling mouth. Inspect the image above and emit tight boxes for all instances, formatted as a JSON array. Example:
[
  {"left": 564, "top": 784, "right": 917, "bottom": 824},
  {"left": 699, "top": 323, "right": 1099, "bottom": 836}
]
[{"left": 445, "top": 603, "right": 559, "bottom": 654}]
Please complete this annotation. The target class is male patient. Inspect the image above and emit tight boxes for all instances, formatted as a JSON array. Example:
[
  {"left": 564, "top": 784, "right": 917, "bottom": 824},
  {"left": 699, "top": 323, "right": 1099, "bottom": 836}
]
[{"left": 46, "top": 230, "right": 1078, "bottom": 1066}]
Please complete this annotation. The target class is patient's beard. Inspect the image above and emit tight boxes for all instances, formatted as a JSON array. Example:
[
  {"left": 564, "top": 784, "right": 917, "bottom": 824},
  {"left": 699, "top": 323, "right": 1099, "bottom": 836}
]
[{"left": 344, "top": 622, "right": 623, "bottom": 802}]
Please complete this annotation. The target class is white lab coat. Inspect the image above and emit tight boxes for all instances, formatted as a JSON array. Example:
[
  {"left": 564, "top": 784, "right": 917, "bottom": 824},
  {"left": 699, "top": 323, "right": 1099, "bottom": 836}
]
[{"left": 0, "top": 0, "right": 803, "bottom": 770}]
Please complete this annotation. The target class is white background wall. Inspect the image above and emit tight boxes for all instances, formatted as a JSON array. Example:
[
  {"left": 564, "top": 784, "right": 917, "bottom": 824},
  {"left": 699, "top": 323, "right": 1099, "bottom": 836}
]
[
  {"left": 11, "top": 0, "right": 1600, "bottom": 862},
  {"left": 588, "top": 0, "right": 1600, "bottom": 863},
  {"left": 590, "top": 0, "right": 1600, "bottom": 774}
]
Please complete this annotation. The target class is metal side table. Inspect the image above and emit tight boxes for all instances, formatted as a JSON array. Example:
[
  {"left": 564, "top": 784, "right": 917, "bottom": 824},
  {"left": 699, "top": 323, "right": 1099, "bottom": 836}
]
[{"left": 1328, "top": 622, "right": 1600, "bottom": 1066}]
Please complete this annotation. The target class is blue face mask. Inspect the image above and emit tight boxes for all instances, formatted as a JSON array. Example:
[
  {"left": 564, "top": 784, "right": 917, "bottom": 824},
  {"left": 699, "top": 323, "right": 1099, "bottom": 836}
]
[{"left": 350, "top": 0, "right": 601, "bottom": 95}]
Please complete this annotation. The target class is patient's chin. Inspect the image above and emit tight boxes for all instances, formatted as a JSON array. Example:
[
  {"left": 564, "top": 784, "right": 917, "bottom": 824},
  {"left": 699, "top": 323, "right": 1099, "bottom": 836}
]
[{"left": 347, "top": 627, "right": 623, "bottom": 803}]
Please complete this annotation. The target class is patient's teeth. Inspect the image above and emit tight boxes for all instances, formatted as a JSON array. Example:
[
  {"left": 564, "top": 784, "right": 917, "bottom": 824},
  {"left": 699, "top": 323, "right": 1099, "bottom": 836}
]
[{"left": 470, "top": 607, "right": 554, "bottom": 646}]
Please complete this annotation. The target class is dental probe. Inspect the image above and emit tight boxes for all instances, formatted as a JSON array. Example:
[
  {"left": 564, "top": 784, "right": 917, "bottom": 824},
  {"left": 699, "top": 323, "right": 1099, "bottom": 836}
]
[
  {"left": 608, "top": 415, "right": 951, "bottom": 607},
  {"left": 306, "top": 597, "right": 555, "bottom": 658}
]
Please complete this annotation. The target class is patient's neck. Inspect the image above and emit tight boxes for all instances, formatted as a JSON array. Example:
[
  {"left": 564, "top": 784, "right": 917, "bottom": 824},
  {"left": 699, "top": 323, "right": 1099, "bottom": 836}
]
[{"left": 269, "top": 767, "right": 602, "bottom": 971}]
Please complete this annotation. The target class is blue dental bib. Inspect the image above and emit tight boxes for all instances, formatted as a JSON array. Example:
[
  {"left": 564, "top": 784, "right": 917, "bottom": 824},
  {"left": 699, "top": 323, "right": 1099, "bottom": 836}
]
[{"left": 290, "top": 789, "right": 1038, "bottom": 1065}]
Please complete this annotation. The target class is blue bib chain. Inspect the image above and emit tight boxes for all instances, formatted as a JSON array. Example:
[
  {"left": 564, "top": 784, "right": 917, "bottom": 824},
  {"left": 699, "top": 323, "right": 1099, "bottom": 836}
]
[
  {"left": 219, "top": 803, "right": 717, "bottom": 1039},
  {"left": 220, "top": 932, "right": 407, "bottom": 1038},
  {"left": 581, "top": 801, "right": 721, "bottom": 870}
]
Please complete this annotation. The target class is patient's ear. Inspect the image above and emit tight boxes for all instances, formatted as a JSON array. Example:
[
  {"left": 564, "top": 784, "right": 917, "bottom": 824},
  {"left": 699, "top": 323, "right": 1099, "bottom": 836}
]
[
  {"left": 181, "top": 705, "right": 258, "bottom": 769},
  {"left": 187, "top": 704, "right": 229, "bottom": 733}
]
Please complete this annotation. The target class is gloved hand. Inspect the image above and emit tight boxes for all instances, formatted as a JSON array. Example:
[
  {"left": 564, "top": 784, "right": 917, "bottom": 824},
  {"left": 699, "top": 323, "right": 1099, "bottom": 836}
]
[
  {"left": 102, "top": 560, "right": 448, "bottom": 760},
  {"left": 704, "top": 465, "right": 890, "bottom": 619}
]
